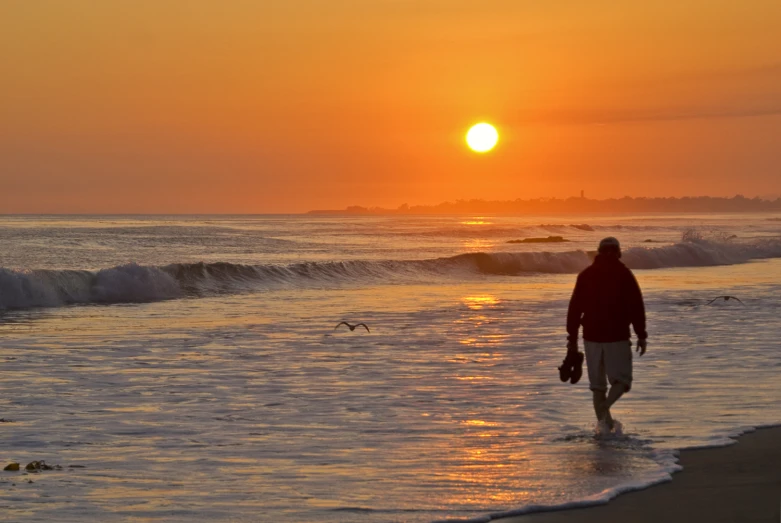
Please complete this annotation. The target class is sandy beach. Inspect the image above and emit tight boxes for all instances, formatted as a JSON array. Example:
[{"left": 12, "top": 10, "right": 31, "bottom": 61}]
[{"left": 500, "top": 426, "right": 781, "bottom": 523}]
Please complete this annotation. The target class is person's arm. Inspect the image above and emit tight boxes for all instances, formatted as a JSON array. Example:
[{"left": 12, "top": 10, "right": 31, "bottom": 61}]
[
  {"left": 566, "top": 274, "right": 584, "bottom": 352},
  {"left": 627, "top": 271, "right": 647, "bottom": 340}
]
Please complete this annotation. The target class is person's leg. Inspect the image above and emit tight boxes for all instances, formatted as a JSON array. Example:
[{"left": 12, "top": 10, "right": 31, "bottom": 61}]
[
  {"left": 603, "top": 340, "right": 633, "bottom": 420},
  {"left": 585, "top": 341, "right": 608, "bottom": 422},
  {"left": 592, "top": 390, "right": 614, "bottom": 428},
  {"left": 605, "top": 382, "right": 627, "bottom": 409},
  {"left": 592, "top": 390, "right": 605, "bottom": 420}
]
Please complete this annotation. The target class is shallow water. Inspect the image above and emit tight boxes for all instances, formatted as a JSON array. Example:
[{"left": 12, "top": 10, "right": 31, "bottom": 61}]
[{"left": 0, "top": 215, "right": 780, "bottom": 522}]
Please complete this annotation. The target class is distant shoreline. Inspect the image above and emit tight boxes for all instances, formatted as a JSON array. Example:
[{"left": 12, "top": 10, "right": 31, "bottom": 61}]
[{"left": 308, "top": 196, "right": 781, "bottom": 215}]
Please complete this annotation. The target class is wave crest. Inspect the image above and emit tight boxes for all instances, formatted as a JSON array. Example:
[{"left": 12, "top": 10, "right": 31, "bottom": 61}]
[
  {"left": 2, "top": 238, "right": 780, "bottom": 310},
  {"left": 0, "top": 264, "right": 182, "bottom": 310}
]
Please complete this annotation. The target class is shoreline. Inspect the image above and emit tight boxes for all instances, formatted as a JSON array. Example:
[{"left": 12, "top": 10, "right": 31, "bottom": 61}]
[{"left": 491, "top": 425, "right": 781, "bottom": 523}]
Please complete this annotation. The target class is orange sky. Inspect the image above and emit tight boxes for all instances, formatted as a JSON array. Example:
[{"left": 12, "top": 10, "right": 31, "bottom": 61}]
[{"left": 1, "top": 1, "right": 780, "bottom": 213}]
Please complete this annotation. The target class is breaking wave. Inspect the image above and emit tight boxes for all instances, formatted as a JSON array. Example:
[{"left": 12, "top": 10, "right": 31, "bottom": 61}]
[{"left": 2, "top": 238, "right": 780, "bottom": 310}]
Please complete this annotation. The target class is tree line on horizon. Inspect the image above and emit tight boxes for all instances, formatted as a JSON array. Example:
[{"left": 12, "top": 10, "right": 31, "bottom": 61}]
[{"left": 308, "top": 195, "right": 781, "bottom": 215}]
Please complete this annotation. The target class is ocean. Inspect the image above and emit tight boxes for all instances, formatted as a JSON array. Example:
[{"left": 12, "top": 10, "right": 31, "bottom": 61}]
[{"left": 1, "top": 214, "right": 780, "bottom": 522}]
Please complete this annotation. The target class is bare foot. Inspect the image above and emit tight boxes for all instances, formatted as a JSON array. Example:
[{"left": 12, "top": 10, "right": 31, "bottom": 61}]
[{"left": 603, "top": 409, "right": 615, "bottom": 431}]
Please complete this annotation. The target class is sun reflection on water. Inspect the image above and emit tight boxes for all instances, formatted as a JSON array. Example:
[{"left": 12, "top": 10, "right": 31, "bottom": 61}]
[
  {"left": 460, "top": 217, "right": 493, "bottom": 226},
  {"left": 462, "top": 419, "right": 499, "bottom": 427},
  {"left": 462, "top": 295, "right": 499, "bottom": 310}
]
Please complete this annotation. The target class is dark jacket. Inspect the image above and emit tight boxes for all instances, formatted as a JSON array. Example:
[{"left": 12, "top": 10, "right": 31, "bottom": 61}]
[{"left": 567, "top": 254, "right": 647, "bottom": 343}]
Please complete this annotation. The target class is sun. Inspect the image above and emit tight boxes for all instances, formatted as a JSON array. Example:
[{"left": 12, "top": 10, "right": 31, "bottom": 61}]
[{"left": 466, "top": 123, "right": 499, "bottom": 153}]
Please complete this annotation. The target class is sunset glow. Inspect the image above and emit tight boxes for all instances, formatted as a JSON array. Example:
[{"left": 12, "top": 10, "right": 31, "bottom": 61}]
[{"left": 1, "top": 1, "right": 780, "bottom": 212}]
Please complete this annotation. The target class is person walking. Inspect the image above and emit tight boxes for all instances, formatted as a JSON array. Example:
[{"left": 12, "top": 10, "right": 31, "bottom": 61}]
[{"left": 566, "top": 237, "right": 648, "bottom": 430}]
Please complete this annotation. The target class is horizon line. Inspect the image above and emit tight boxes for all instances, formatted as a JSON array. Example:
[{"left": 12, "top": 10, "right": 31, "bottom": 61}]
[{"left": 3, "top": 194, "right": 781, "bottom": 217}]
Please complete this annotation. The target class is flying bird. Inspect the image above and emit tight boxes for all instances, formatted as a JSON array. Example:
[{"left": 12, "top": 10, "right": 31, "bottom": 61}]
[
  {"left": 335, "top": 321, "right": 370, "bottom": 333},
  {"left": 706, "top": 296, "right": 744, "bottom": 305}
]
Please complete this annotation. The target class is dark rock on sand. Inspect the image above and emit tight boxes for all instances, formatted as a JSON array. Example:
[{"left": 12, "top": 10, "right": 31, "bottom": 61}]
[{"left": 25, "top": 461, "right": 58, "bottom": 472}]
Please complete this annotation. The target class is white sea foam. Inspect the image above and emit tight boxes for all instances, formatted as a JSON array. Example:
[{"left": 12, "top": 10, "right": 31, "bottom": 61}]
[{"left": 436, "top": 422, "right": 781, "bottom": 523}]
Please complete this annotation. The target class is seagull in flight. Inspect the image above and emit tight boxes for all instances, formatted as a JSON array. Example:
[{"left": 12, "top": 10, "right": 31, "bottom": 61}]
[
  {"left": 335, "top": 321, "right": 370, "bottom": 333},
  {"left": 706, "top": 296, "right": 744, "bottom": 305}
]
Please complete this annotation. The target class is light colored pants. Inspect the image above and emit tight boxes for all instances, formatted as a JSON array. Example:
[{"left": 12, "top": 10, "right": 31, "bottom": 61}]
[{"left": 585, "top": 340, "right": 633, "bottom": 393}]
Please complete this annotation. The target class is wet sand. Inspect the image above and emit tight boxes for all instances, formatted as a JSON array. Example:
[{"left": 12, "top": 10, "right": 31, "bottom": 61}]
[{"left": 501, "top": 426, "right": 781, "bottom": 523}]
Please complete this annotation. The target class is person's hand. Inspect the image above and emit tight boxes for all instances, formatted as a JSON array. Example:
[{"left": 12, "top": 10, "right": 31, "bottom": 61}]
[
  {"left": 567, "top": 338, "right": 578, "bottom": 355},
  {"left": 636, "top": 338, "right": 647, "bottom": 356}
]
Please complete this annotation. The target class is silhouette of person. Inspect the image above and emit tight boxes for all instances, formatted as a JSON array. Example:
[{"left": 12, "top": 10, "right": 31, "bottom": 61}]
[{"left": 566, "top": 237, "right": 648, "bottom": 430}]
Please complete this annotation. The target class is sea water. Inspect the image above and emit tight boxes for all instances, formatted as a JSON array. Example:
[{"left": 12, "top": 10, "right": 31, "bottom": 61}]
[{"left": 0, "top": 214, "right": 780, "bottom": 522}]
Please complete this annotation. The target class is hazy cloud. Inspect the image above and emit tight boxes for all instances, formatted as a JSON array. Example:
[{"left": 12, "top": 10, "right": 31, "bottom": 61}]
[{"left": 520, "top": 62, "right": 781, "bottom": 125}]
